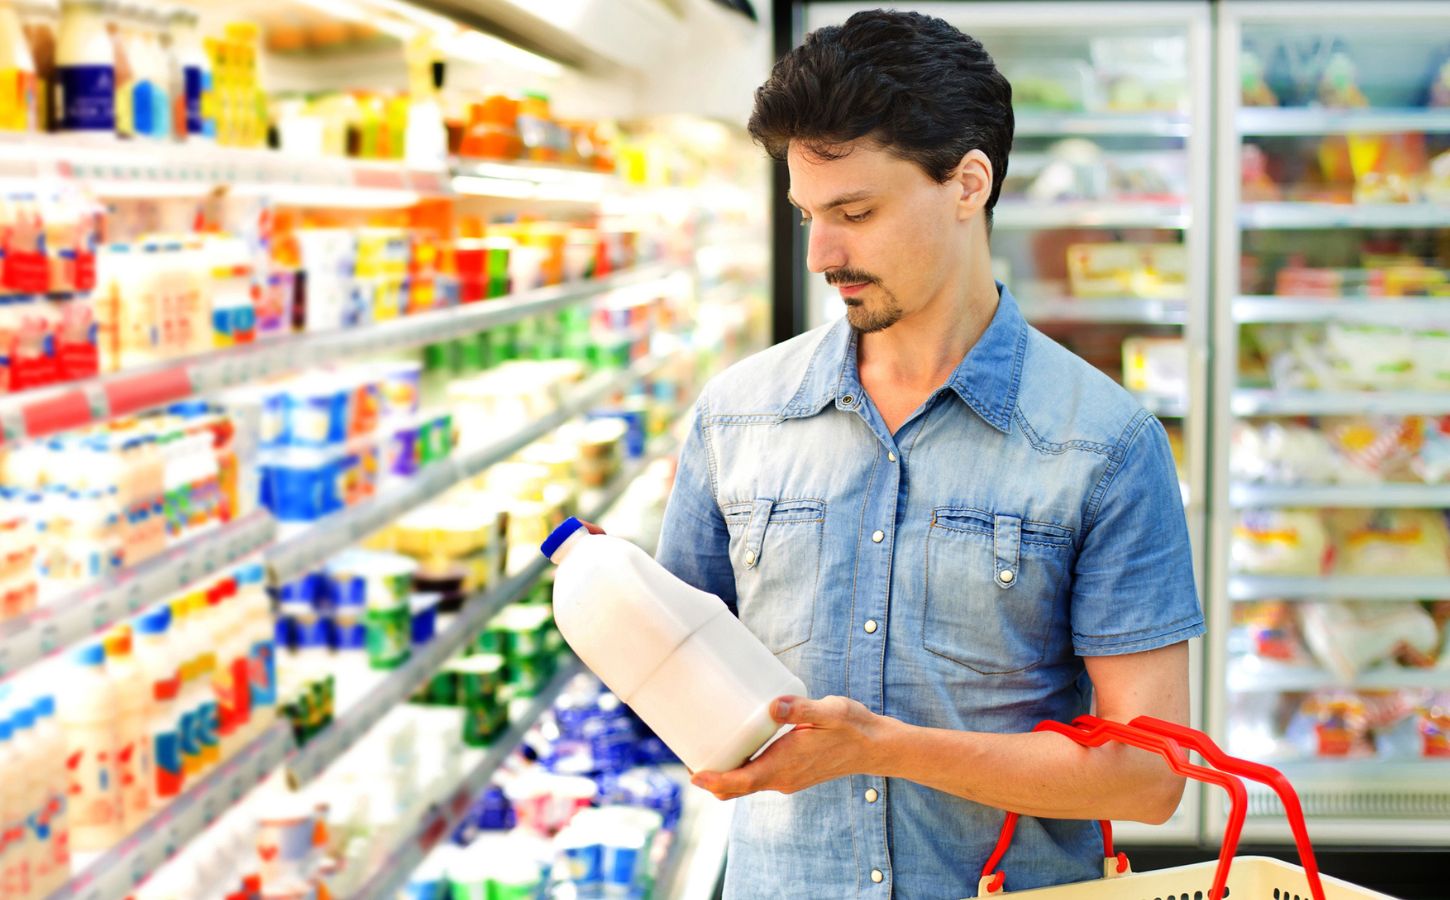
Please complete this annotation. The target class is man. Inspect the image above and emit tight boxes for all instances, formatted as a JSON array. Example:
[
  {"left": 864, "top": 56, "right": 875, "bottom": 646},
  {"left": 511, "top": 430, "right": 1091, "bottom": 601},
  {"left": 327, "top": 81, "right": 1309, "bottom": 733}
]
[{"left": 654, "top": 10, "right": 1204, "bottom": 898}]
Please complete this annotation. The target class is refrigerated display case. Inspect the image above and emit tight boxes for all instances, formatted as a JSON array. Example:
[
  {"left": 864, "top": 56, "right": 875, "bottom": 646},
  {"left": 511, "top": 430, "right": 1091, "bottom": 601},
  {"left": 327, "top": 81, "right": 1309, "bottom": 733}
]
[
  {"left": 799, "top": 0, "right": 1212, "bottom": 845},
  {"left": 1211, "top": 0, "right": 1450, "bottom": 847}
]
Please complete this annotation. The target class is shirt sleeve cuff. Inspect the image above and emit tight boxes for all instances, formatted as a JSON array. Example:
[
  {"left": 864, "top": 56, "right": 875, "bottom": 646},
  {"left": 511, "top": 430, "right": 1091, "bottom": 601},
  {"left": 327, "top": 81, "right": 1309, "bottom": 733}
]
[{"left": 1073, "top": 616, "right": 1206, "bottom": 657}]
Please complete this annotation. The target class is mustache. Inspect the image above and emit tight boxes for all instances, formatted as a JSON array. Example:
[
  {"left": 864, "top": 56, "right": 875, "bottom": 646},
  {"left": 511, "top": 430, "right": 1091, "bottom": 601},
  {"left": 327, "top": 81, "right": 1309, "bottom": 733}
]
[{"left": 824, "top": 268, "right": 879, "bottom": 287}]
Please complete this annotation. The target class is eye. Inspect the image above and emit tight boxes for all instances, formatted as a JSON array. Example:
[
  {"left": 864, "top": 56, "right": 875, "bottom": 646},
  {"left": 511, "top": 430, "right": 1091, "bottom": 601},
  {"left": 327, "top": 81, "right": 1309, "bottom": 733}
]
[{"left": 843, "top": 210, "right": 872, "bottom": 223}]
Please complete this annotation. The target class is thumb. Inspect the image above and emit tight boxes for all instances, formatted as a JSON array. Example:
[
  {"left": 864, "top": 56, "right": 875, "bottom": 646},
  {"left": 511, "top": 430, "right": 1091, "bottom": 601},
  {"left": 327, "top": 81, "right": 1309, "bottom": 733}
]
[{"left": 770, "top": 695, "right": 817, "bottom": 725}]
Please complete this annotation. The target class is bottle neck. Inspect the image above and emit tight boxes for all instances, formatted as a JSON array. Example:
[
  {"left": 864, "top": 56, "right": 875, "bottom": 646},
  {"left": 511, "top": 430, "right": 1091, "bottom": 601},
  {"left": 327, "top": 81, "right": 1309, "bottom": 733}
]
[{"left": 550, "top": 528, "right": 589, "bottom": 564}]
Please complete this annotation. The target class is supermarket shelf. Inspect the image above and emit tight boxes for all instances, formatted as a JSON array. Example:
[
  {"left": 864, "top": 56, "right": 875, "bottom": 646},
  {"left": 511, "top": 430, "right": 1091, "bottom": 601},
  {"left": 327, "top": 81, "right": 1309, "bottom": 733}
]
[
  {"left": 450, "top": 157, "right": 617, "bottom": 202},
  {"left": 1228, "top": 659, "right": 1450, "bottom": 693},
  {"left": 348, "top": 655, "right": 588, "bottom": 900},
  {"left": 1233, "top": 296, "right": 1450, "bottom": 326},
  {"left": 0, "top": 265, "right": 682, "bottom": 447},
  {"left": 1240, "top": 202, "right": 1450, "bottom": 230},
  {"left": 1017, "top": 296, "right": 1189, "bottom": 325},
  {"left": 266, "top": 350, "right": 674, "bottom": 584},
  {"left": 1014, "top": 111, "right": 1191, "bottom": 138},
  {"left": 992, "top": 201, "right": 1190, "bottom": 230},
  {"left": 1229, "top": 482, "right": 1450, "bottom": 509},
  {"left": 1237, "top": 107, "right": 1450, "bottom": 136},
  {"left": 50, "top": 722, "right": 295, "bottom": 900},
  {"left": 0, "top": 132, "right": 449, "bottom": 204},
  {"left": 0, "top": 510, "right": 277, "bottom": 679},
  {"left": 656, "top": 782, "right": 734, "bottom": 900},
  {"left": 1133, "top": 391, "right": 1189, "bottom": 418},
  {"left": 1227, "top": 574, "right": 1450, "bottom": 601},
  {"left": 1231, "top": 389, "right": 1450, "bottom": 417},
  {"left": 285, "top": 431, "right": 679, "bottom": 785},
  {"left": 1237, "top": 761, "right": 1450, "bottom": 841}
]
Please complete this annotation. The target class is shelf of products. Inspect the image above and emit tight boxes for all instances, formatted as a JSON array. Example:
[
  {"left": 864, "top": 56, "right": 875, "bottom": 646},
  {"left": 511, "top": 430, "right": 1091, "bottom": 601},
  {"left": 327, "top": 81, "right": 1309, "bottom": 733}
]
[
  {"left": 1237, "top": 107, "right": 1450, "bottom": 136},
  {"left": 0, "top": 511, "right": 276, "bottom": 679},
  {"left": 346, "top": 656, "right": 587, "bottom": 900},
  {"left": 1233, "top": 297, "right": 1450, "bottom": 326},
  {"left": 1213, "top": 3, "right": 1450, "bottom": 849},
  {"left": 1240, "top": 202, "right": 1450, "bottom": 231},
  {"left": 57, "top": 722, "right": 297, "bottom": 900},
  {"left": 1228, "top": 659, "right": 1450, "bottom": 693},
  {"left": 1227, "top": 575, "right": 1450, "bottom": 601},
  {"left": 0, "top": 134, "right": 450, "bottom": 205},
  {"left": 1014, "top": 296, "right": 1189, "bottom": 325},
  {"left": 1229, "top": 483, "right": 1450, "bottom": 509},
  {"left": 0, "top": 265, "right": 681, "bottom": 447},
  {"left": 993, "top": 201, "right": 1191, "bottom": 230},
  {"left": 283, "top": 426, "right": 680, "bottom": 788},
  {"left": 1231, "top": 390, "right": 1450, "bottom": 417},
  {"left": 1013, "top": 111, "right": 1191, "bottom": 137}
]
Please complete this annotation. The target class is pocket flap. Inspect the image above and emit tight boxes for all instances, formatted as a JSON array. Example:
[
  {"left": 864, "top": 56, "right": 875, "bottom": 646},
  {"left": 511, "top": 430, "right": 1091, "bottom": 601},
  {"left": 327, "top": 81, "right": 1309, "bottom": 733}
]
[
  {"left": 993, "top": 514, "right": 1021, "bottom": 589},
  {"left": 743, "top": 497, "right": 775, "bottom": 568}
]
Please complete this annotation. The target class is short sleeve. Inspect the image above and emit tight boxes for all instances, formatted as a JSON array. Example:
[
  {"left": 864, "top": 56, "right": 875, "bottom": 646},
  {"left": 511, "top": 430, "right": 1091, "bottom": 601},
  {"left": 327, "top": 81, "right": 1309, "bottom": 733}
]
[
  {"left": 1070, "top": 414, "right": 1205, "bottom": 656},
  {"left": 655, "top": 394, "right": 738, "bottom": 613}
]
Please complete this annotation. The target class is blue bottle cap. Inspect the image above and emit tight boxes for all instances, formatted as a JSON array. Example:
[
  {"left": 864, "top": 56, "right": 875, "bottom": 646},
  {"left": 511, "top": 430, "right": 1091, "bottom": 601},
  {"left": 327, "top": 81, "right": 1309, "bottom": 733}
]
[
  {"left": 32, "top": 696, "right": 55, "bottom": 719},
  {"left": 541, "top": 517, "right": 586, "bottom": 559},
  {"left": 74, "top": 642, "right": 106, "bottom": 667},
  {"left": 11, "top": 706, "right": 34, "bottom": 730}
]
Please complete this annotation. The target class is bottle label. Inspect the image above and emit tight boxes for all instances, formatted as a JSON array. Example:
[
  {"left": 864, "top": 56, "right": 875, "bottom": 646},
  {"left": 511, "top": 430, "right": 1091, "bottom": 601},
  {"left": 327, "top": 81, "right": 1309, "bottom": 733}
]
[
  {"left": 200, "top": 700, "right": 219, "bottom": 762},
  {"left": 154, "top": 726, "right": 184, "bottom": 797},
  {"left": 65, "top": 745, "right": 119, "bottom": 829},
  {"left": 250, "top": 640, "right": 276, "bottom": 708},
  {"left": 132, "top": 80, "right": 156, "bottom": 136},
  {"left": 179, "top": 707, "right": 200, "bottom": 775},
  {"left": 56, "top": 64, "right": 115, "bottom": 131},
  {"left": 184, "top": 66, "right": 208, "bottom": 135},
  {"left": 0, "top": 68, "right": 37, "bottom": 132}
]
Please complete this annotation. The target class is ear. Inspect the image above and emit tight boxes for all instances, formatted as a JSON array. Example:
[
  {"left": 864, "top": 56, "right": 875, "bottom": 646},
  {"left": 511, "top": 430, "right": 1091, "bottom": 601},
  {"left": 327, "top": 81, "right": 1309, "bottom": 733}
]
[{"left": 955, "top": 149, "right": 994, "bottom": 222}]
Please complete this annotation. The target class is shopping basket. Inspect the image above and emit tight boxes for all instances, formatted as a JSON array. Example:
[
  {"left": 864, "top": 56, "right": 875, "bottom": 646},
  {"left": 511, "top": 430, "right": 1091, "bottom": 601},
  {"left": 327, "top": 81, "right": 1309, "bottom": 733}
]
[{"left": 972, "top": 714, "right": 1397, "bottom": 899}]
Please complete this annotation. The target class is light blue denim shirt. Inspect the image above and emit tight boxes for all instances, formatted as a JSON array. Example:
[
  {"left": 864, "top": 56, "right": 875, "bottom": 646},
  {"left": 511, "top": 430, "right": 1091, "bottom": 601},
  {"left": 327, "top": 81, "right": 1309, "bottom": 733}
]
[{"left": 656, "top": 283, "right": 1204, "bottom": 899}]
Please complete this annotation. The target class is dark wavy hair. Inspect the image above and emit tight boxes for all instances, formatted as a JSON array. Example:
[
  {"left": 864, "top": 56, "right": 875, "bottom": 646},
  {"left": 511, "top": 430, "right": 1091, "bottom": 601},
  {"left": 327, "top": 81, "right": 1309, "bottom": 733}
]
[{"left": 748, "top": 9, "right": 1014, "bottom": 228}]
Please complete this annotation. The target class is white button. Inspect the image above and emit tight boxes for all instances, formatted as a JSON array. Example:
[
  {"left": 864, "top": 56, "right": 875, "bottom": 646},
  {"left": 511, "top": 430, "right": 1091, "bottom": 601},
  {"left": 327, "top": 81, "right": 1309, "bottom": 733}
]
[
  {"left": 865, "top": 788, "right": 879, "bottom": 803},
  {"left": 744, "top": 550, "right": 756, "bottom": 567},
  {"left": 871, "top": 530, "right": 884, "bottom": 543},
  {"left": 864, "top": 619, "right": 878, "bottom": 634},
  {"left": 871, "top": 869, "right": 884, "bottom": 884},
  {"left": 999, "top": 568, "right": 1015, "bottom": 584},
  {"left": 887, "top": 452, "right": 897, "bottom": 462}
]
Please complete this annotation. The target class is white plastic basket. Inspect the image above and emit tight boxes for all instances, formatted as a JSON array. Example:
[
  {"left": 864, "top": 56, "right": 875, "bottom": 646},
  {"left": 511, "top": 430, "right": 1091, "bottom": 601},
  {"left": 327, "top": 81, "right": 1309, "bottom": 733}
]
[{"left": 971, "top": 715, "right": 1398, "bottom": 900}]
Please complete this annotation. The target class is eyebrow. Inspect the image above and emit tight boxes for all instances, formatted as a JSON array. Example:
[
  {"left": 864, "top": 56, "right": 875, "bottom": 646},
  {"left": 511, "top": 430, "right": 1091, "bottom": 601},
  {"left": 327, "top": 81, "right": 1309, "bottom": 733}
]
[{"left": 786, "top": 190, "right": 874, "bottom": 213}]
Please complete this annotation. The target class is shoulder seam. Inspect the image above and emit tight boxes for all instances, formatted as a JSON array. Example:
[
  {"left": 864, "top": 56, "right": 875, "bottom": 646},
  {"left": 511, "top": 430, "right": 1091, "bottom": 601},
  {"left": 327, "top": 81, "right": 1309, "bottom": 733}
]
[
  {"left": 1080, "top": 408, "right": 1155, "bottom": 534},
  {"left": 697, "top": 390, "right": 722, "bottom": 503}
]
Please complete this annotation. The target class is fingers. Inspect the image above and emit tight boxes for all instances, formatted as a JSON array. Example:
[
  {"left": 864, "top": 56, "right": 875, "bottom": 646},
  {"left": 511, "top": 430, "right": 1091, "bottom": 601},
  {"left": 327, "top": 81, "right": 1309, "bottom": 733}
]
[
  {"left": 692, "top": 767, "right": 757, "bottom": 800},
  {"left": 771, "top": 695, "right": 815, "bottom": 724},
  {"left": 578, "top": 519, "right": 607, "bottom": 535}
]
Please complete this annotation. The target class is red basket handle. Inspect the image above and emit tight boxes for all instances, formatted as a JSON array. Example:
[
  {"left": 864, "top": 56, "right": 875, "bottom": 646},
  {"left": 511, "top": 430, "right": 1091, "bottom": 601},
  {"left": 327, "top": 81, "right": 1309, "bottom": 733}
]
[
  {"left": 1124, "top": 715, "right": 1325, "bottom": 900},
  {"left": 979, "top": 716, "right": 1247, "bottom": 900}
]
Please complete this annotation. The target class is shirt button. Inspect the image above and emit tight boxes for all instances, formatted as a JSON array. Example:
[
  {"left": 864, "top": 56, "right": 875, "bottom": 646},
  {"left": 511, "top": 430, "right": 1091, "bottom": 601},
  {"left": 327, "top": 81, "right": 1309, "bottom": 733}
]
[
  {"left": 865, "top": 788, "right": 879, "bottom": 803},
  {"left": 864, "top": 619, "right": 878, "bottom": 634},
  {"left": 871, "top": 530, "right": 884, "bottom": 543},
  {"left": 842, "top": 394, "right": 855, "bottom": 406},
  {"left": 887, "top": 451, "right": 897, "bottom": 462},
  {"left": 998, "top": 568, "right": 1015, "bottom": 585},
  {"left": 744, "top": 550, "right": 756, "bottom": 567},
  {"left": 871, "top": 869, "right": 884, "bottom": 884}
]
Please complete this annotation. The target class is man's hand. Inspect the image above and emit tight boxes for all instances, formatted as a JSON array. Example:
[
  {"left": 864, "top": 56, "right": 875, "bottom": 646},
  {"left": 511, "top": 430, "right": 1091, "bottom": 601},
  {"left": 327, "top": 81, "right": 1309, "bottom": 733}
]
[{"left": 690, "top": 695, "right": 892, "bottom": 800}]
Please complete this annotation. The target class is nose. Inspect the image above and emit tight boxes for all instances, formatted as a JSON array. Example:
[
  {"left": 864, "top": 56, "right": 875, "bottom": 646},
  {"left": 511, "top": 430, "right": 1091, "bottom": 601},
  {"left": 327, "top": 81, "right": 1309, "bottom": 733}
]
[{"left": 804, "top": 219, "right": 846, "bottom": 274}]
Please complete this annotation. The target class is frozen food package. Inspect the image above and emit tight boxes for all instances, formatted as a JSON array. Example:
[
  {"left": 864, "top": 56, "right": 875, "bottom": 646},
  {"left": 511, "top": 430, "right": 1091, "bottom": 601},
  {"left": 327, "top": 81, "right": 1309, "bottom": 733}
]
[
  {"left": 1289, "top": 692, "right": 1374, "bottom": 759},
  {"left": 1329, "top": 509, "right": 1450, "bottom": 577},
  {"left": 1232, "top": 509, "right": 1331, "bottom": 576},
  {"left": 1411, "top": 329, "right": 1450, "bottom": 391},
  {"left": 1297, "top": 601, "right": 1439, "bottom": 681},
  {"left": 1231, "top": 420, "right": 1338, "bottom": 484},
  {"left": 1321, "top": 416, "right": 1423, "bottom": 484},
  {"left": 1122, "top": 336, "right": 1188, "bottom": 397},
  {"left": 1414, "top": 417, "right": 1450, "bottom": 483},
  {"left": 1325, "top": 322, "right": 1416, "bottom": 391}
]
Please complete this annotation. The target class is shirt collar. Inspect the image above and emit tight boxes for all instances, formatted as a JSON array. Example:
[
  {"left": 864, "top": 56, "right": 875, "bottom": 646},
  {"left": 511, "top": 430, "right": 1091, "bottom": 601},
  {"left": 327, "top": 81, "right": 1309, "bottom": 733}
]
[{"left": 781, "top": 281, "right": 1028, "bottom": 434}]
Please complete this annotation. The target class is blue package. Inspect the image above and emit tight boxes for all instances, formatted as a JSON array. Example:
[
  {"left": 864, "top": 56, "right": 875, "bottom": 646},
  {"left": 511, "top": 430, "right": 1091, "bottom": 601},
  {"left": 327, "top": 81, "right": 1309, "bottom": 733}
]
[{"left": 260, "top": 448, "right": 343, "bottom": 522}]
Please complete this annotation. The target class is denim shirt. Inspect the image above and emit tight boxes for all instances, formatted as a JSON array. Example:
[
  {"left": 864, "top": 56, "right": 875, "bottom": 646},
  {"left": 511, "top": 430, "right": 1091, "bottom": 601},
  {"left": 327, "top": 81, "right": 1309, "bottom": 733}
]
[{"left": 655, "top": 283, "right": 1204, "bottom": 899}]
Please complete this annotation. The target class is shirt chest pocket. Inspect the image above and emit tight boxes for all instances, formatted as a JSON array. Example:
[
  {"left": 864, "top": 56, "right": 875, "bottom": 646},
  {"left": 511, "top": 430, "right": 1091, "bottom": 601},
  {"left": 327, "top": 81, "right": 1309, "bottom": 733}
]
[
  {"left": 723, "top": 497, "right": 825, "bottom": 655},
  {"left": 923, "top": 508, "right": 1074, "bottom": 675}
]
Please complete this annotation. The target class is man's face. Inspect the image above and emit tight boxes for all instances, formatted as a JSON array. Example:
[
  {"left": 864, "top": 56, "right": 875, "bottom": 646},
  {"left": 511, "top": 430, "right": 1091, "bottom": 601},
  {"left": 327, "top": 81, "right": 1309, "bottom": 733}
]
[{"left": 788, "top": 140, "right": 965, "bottom": 333}]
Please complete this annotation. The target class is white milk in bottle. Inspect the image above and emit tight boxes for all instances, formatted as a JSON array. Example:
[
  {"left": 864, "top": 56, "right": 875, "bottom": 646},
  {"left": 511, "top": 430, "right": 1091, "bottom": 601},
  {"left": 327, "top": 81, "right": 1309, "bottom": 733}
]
[
  {"left": 103, "top": 625, "right": 153, "bottom": 830},
  {"left": 29, "top": 695, "right": 69, "bottom": 896},
  {"left": 59, "top": 641, "right": 124, "bottom": 854},
  {"left": 134, "top": 605, "right": 184, "bottom": 804},
  {"left": 541, "top": 517, "right": 806, "bottom": 773}
]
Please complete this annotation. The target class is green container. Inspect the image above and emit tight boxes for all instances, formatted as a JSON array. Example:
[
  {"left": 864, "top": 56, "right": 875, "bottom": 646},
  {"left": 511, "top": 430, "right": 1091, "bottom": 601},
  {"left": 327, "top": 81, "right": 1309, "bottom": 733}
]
[
  {"left": 486, "top": 246, "right": 510, "bottom": 298},
  {"left": 505, "top": 655, "right": 544, "bottom": 697},
  {"left": 473, "top": 626, "right": 507, "bottom": 656},
  {"left": 461, "top": 702, "right": 509, "bottom": 748},
  {"left": 454, "top": 336, "right": 486, "bottom": 373},
  {"left": 452, "top": 653, "right": 505, "bottom": 705},
  {"left": 420, "top": 413, "right": 453, "bottom": 464},
  {"left": 486, "top": 325, "right": 516, "bottom": 363},
  {"left": 414, "top": 668, "right": 459, "bottom": 706},
  {"left": 365, "top": 604, "right": 412, "bottom": 670}
]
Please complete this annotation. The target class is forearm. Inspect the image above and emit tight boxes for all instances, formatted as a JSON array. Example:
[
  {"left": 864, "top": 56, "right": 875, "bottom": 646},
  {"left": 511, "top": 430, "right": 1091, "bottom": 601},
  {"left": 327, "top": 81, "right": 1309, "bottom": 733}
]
[{"left": 870, "top": 719, "right": 1185, "bottom": 825}]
